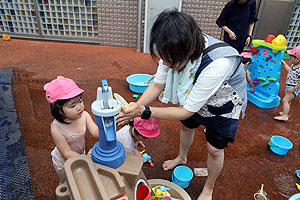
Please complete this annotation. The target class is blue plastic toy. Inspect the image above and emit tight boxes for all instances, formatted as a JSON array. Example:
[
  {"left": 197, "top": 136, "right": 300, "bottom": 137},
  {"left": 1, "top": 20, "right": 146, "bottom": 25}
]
[
  {"left": 91, "top": 80, "right": 125, "bottom": 168},
  {"left": 289, "top": 193, "right": 300, "bottom": 200},
  {"left": 268, "top": 135, "right": 293, "bottom": 156},
  {"left": 140, "top": 150, "right": 153, "bottom": 167},
  {"left": 247, "top": 35, "right": 287, "bottom": 109},
  {"left": 126, "top": 74, "right": 153, "bottom": 93},
  {"left": 171, "top": 166, "right": 193, "bottom": 189},
  {"left": 296, "top": 170, "right": 300, "bottom": 179}
]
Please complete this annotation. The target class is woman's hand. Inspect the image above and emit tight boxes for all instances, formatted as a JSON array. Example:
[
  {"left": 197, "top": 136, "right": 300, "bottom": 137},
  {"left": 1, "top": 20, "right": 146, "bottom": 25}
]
[
  {"left": 116, "top": 102, "right": 144, "bottom": 125},
  {"left": 245, "top": 36, "right": 251, "bottom": 46},
  {"left": 228, "top": 31, "right": 236, "bottom": 40}
]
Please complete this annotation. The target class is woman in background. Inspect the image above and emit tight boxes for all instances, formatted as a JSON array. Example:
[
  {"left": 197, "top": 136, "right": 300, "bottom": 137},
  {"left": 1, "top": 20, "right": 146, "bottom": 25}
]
[{"left": 216, "top": 0, "right": 258, "bottom": 53}]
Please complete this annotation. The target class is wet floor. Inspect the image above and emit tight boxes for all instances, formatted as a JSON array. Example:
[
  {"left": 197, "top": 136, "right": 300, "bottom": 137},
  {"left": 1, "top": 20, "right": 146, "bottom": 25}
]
[{"left": 1, "top": 39, "right": 300, "bottom": 200}]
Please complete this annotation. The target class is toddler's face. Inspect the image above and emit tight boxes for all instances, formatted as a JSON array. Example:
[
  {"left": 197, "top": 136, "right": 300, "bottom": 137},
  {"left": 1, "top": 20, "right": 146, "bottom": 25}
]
[
  {"left": 62, "top": 96, "right": 84, "bottom": 120},
  {"left": 290, "top": 55, "right": 300, "bottom": 65}
]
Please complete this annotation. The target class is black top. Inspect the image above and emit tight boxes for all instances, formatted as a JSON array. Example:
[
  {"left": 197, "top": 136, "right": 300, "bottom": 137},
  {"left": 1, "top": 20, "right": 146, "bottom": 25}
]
[{"left": 216, "top": 0, "right": 258, "bottom": 53}]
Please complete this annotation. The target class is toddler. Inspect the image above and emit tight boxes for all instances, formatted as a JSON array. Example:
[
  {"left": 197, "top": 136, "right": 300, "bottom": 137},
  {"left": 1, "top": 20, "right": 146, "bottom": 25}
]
[
  {"left": 274, "top": 46, "right": 300, "bottom": 121},
  {"left": 116, "top": 117, "right": 160, "bottom": 157},
  {"left": 44, "top": 76, "right": 99, "bottom": 183},
  {"left": 241, "top": 52, "right": 255, "bottom": 92}
]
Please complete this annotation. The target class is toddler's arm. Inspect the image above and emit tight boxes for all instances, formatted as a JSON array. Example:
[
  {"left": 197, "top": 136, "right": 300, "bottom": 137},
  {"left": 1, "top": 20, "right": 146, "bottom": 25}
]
[
  {"left": 85, "top": 111, "right": 99, "bottom": 138},
  {"left": 134, "top": 148, "right": 144, "bottom": 158},
  {"left": 287, "top": 81, "right": 300, "bottom": 94},
  {"left": 281, "top": 60, "right": 290, "bottom": 72},
  {"left": 51, "top": 124, "right": 80, "bottom": 159}
]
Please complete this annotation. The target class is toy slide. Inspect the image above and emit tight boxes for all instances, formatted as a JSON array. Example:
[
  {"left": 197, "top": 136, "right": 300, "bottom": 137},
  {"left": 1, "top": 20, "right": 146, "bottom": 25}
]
[
  {"left": 60, "top": 155, "right": 110, "bottom": 200},
  {"left": 247, "top": 34, "right": 287, "bottom": 109},
  {"left": 94, "top": 164, "right": 126, "bottom": 199},
  {"left": 55, "top": 153, "right": 191, "bottom": 200},
  {"left": 55, "top": 152, "right": 147, "bottom": 200}
]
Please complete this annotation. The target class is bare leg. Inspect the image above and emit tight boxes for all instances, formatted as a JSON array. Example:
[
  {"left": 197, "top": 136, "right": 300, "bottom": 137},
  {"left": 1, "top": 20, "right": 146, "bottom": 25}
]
[
  {"left": 246, "top": 70, "right": 255, "bottom": 92},
  {"left": 162, "top": 125, "right": 195, "bottom": 170},
  {"left": 274, "top": 93, "right": 294, "bottom": 121},
  {"left": 197, "top": 142, "right": 224, "bottom": 200},
  {"left": 279, "top": 90, "right": 291, "bottom": 116}
]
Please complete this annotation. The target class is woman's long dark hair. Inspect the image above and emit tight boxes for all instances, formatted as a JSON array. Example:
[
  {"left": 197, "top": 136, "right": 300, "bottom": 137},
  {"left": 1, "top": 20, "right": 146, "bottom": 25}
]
[{"left": 149, "top": 9, "right": 205, "bottom": 71}]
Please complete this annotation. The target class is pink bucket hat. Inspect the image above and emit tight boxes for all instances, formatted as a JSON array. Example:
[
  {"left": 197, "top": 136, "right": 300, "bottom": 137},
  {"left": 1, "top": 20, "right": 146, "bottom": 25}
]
[
  {"left": 44, "top": 76, "right": 84, "bottom": 103},
  {"left": 240, "top": 52, "right": 252, "bottom": 59},
  {"left": 287, "top": 46, "right": 300, "bottom": 58},
  {"left": 133, "top": 117, "right": 160, "bottom": 138}
]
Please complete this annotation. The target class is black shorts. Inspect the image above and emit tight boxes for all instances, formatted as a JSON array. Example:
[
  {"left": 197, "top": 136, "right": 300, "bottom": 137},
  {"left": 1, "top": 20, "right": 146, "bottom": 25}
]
[{"left": 181, "top": 113, "right": 239, "bottom": 149}]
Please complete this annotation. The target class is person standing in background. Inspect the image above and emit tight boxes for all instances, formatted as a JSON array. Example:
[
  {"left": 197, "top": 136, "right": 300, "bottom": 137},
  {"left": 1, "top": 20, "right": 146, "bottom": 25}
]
[{"left": 216, "top": 0, "right": 258, "bottom": 53}]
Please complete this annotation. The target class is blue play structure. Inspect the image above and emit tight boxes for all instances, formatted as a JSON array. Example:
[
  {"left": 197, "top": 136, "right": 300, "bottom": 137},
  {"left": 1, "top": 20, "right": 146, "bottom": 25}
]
[
  {"left": 91, "top": 80, "right": 125, "bottom": 168},
  {"left": 247, "top": 35, "right": 287, "bottom": 109}
]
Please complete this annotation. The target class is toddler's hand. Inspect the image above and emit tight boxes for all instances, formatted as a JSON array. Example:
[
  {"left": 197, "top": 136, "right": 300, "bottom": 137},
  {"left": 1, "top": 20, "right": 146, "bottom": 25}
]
[
  {"left": 87, "top": 148, "right": 92, "bottom": 156},
  {"left": 287, "top": 87, "right": 295, "bottom": 94}
]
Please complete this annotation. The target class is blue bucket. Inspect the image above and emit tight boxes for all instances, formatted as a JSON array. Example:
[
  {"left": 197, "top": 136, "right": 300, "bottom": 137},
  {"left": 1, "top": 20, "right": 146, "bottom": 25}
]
[
  {"left": 126, "top": 74, "right": 152, "bottom": 93},
  {"left": 269, "top": 136, "right": 293, "bottom": 155},
  {"left": 289, "top": 193, "right": 300, "bottom": 200},
  {"left": 171, "top": 166, "right": 193, "bottom": 189}
]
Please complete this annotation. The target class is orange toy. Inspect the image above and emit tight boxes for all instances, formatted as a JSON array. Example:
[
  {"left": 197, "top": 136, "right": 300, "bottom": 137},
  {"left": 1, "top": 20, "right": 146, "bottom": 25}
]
[{"left": 2, "top": 34, "right": 10, "bottom": 41}]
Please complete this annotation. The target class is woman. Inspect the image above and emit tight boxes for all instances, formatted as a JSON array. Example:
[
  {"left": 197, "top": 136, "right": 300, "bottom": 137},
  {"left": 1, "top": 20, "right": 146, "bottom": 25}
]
[
  {"left": 216, "top": 0, "right": 258, "bottom": 53},
  {"left": 116, "top": 9, "right": 247, "bottom": 200}
]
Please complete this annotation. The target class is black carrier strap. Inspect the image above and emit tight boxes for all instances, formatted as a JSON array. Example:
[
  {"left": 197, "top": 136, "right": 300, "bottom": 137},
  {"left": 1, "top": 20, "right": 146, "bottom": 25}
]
[
  {"left": 202, "top": 42, "right": 230, "bottom": 56},
  {"left": 193, "top": 42, "right": 231, "bottom": 84}
]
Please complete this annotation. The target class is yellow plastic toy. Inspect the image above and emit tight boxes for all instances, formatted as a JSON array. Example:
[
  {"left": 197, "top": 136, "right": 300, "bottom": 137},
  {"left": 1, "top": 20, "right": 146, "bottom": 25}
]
[
  {"left": 2, "top": 34, "right": 10, "bottom": 41},
  {"left": 114, "top": 93, "right": 129, "bottom": 109},
  {"left": 272, "top": 34, "right": 287, "bottom": 47},
  {"left": 296, "top": 183, "right": 300, "bottom": 191},
  {"left": 254, "top": 184, "right": 268, "bottom": 200},
  {"left": 152, "top": 185, "right": 170, "bottom": 199}
]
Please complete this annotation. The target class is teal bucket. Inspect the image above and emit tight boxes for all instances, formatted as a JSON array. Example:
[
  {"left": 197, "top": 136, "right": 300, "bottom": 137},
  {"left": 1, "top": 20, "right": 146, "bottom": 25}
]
[
  {"left": 171, "top": 166, "right": 193, "bottom": 189},
  {"left": 269, "top": 136, "right": 293, "bottom": 155},
  {"left": 289, "top": 193, "right": 300, "bottom": 200},
  {"left": 126, "top": 74, "right": 152, "bottom": 93}
]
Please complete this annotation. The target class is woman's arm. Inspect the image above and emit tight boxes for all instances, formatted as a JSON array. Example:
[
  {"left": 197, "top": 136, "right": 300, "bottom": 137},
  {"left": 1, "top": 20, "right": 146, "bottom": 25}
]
[
  {"left": 246, "top": 0, "right": 258, "bottom": 46},
  {"left": 116, "top": 103, "right": 194, "bottom": 126},
  {"left": 245, "top": 23, "right": 254, "bottom": 46},
  {"left": 222, "top": 26, "right": 236, "bottom": 40},
  {"left": 137, "top": 81, "right": 165, "bottom": 106},
  {"left": 84, "top": 111, "right": 99, "bottom": 138},
  {"left": 51, "top": 124, "right": 80, "bottom": 159},
  {"left": 216, "top": 3, "right": 235, "bottom": 40}
]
